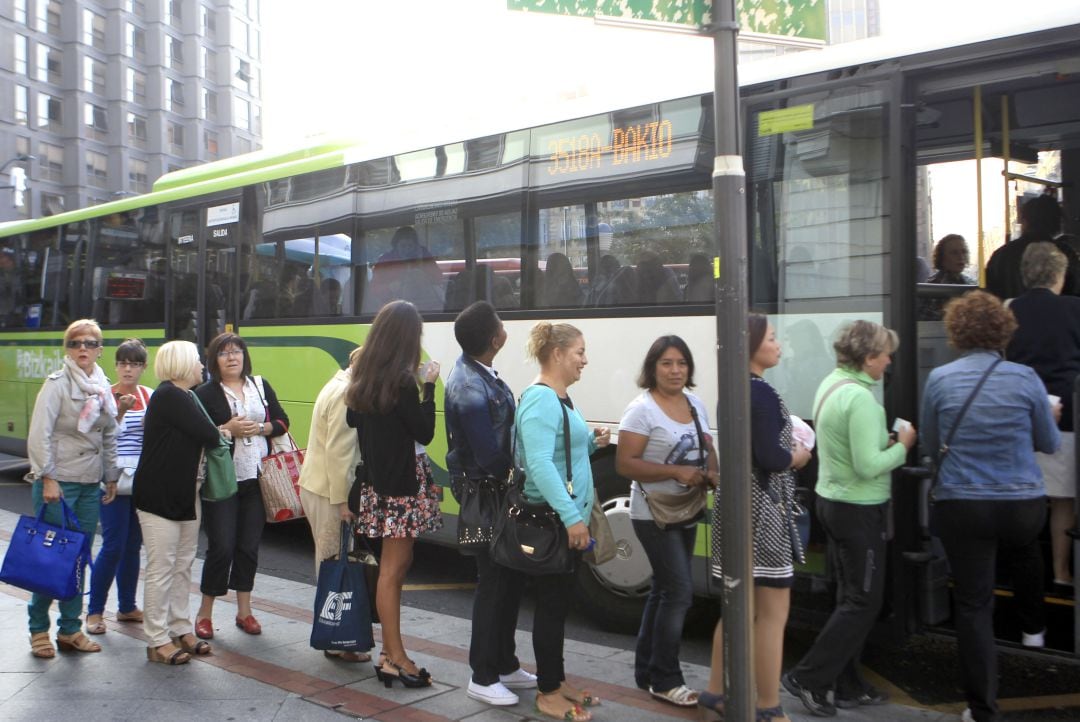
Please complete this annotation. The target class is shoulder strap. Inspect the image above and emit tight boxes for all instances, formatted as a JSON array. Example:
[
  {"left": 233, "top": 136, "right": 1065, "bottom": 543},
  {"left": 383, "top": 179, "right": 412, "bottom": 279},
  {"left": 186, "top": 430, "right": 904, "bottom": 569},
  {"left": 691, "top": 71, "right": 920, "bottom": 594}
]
[
  {"left": 518, "top": 383, "right": 574, "bottom": 496},
  {"left": 252, "top": 375, "right": 268, "bottom": 407},
  {"left": 687, "top": 395, "right": 707, "bottom": 471},
  {"left": 814, "top": 378, "right": 858, "bottom": 422},
  {"left": 940, "top": 356, "right": 1003, "bottom": 458}
]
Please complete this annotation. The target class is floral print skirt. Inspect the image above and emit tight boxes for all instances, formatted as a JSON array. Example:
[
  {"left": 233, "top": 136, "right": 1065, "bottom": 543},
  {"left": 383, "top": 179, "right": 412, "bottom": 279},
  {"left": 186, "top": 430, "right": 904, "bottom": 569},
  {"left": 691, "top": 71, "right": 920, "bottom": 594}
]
[{"left": 355, "top": 454, "right": 443, "bottom": 539}]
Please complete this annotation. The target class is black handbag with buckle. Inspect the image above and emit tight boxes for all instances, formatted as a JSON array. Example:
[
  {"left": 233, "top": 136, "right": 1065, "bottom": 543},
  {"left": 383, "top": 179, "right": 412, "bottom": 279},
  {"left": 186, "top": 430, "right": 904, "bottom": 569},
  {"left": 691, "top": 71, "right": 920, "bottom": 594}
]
[{"left": 456, "top": 475, "right": 506, "bottom": 550}]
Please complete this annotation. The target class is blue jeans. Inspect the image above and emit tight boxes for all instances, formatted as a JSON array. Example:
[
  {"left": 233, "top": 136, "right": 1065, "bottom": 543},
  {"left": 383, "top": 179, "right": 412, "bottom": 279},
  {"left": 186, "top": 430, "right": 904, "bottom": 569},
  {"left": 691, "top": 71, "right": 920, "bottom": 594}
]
[
  {"left": 88, "top": 490, "right": 142, "bottom": 616},
  {"left": 631, "top": 519, "right": 696, "bottom": 692},
  {"left": 28, "top": 481, "right": 100, "bottom": 635}
]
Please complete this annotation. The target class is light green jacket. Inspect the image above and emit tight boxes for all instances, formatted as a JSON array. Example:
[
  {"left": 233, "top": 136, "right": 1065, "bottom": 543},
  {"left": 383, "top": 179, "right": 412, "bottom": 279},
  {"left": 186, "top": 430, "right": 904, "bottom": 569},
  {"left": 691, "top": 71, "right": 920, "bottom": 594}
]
[{"left": 812, "top": 367, "right": 906, "bottom": 505}]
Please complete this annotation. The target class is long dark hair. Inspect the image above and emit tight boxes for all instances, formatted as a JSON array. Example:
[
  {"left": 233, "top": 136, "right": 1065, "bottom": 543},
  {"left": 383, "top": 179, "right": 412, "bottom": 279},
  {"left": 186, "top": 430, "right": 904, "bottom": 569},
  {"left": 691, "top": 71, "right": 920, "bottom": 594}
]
[{"left": 346, "top": 301, "right": 423, "bottom": 414}]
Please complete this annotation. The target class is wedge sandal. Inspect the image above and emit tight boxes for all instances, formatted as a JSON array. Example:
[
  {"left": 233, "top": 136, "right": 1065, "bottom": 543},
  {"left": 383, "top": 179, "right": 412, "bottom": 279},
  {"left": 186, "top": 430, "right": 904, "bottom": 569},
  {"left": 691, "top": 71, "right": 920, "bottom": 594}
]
[
  {"left": 171, "top": 633, "right": 212, "bottom": 656},
  {"left": 56, "top": 631, "right": 101, "bottom": 653},
  {"left": 147, "top": 643, "right": 190, "bottom": 665},
  {"left": 30, "top": 632, "right": 55, "bottom": 659}
]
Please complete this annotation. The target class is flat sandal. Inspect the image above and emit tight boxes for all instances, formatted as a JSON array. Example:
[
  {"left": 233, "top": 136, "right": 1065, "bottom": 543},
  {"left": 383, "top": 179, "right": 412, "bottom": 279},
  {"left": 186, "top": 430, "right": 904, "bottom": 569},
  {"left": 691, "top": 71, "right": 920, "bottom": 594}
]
[{"left": 85, "top": 614, "right": 106, "bottom": 635}]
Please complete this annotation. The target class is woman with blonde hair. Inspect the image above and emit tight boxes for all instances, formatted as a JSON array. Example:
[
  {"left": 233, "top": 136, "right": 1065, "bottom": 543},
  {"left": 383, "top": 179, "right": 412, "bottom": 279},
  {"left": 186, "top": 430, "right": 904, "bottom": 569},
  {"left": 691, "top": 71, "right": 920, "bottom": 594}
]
[
  {"left": 133, "top": 340, "right": 224, "bottom": 664},
  {"left": 517, "top": 321, "right": 610, "bottom": 722},
  {"left": 782, "top": 320, "right": 916, "bottom": 716},
  {"left": 346, "top": 301, "right": 442, "bottom": 687},
  {"left": 26, "top": 319, "right": 120, "bottom": 658}
]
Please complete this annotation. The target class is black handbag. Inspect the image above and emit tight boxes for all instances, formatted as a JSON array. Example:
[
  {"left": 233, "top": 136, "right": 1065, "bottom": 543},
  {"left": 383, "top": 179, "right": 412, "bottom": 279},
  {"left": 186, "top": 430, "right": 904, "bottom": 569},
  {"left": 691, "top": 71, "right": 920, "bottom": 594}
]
[
  {"left": 490, "top": 389, "right": 575, "bottom": 576},
  {"left": 456, "top": 476, "right": 506, "bottom": 549}
]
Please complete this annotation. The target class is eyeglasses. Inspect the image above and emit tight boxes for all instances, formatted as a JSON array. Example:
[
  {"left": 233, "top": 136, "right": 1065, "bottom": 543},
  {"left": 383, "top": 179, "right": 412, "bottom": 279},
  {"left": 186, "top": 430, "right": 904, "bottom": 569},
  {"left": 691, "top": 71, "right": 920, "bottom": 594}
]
[
  {"left": 66, "top": 339, "right": 101, "bottom": 349},
  {"left": 116, "top": 361, "right": 144, "bottom": 368},
  {"left": 217, "top": 349, "right": 244, "bottom": 358}
]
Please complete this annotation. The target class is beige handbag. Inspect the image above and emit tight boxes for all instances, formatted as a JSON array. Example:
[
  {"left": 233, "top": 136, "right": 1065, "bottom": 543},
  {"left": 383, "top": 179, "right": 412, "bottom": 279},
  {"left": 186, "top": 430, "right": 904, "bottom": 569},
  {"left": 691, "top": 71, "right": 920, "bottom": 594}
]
[{"left": 641, "top": 396, "right": 709, "bottom": 529}]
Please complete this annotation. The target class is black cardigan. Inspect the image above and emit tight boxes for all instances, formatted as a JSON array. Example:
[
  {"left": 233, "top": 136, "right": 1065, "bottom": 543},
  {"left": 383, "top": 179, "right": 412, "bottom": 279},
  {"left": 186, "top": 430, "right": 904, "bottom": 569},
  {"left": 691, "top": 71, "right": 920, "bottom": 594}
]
[
  {"left": 1006, "top": 287, "right": 1080, "bottom": 432},
  {"left": 133, "top": 381, "right": 222, "bottom": 521},
  {"left": 194, "top": 376, "right": 290, "bottom": 457},
  {"left": 348, "top": 382, "right": 435, "bottom": 497}
]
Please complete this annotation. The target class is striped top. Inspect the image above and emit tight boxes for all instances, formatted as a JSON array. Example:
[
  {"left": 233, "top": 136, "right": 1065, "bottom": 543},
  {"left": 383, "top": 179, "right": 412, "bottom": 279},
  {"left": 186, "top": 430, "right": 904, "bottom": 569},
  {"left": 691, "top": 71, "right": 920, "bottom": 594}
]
[{"left": 114, "top": 384, "right": 153, "bottom": 463}]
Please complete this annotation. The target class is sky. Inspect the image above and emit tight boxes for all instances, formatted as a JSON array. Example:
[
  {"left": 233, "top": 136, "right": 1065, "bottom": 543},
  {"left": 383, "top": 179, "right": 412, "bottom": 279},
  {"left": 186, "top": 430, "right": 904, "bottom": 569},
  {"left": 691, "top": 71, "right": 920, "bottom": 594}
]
[{"left": 259, "top": 0, "right": 1077, "bottom": 151}]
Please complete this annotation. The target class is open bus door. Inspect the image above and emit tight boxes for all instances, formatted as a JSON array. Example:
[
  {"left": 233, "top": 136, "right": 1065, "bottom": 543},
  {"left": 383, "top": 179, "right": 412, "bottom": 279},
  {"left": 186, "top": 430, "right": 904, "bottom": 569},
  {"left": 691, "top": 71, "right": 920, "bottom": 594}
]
[
  {"left": 164, "top": 199, "right": 241, "bottom": 350},
  {"left": 740, "top": 67, "right": 918, "bottom": 634}
]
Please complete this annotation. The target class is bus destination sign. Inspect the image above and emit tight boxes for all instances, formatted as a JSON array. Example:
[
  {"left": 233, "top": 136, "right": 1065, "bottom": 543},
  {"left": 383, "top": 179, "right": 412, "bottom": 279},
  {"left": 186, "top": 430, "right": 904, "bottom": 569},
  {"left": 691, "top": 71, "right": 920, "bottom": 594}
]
[{"left": 547, "top": 119, "right": 674, "bottom": 176}]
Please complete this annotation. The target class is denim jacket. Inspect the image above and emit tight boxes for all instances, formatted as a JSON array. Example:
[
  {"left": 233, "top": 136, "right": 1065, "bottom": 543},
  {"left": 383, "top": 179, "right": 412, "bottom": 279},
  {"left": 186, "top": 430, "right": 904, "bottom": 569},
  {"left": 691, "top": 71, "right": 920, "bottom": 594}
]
[
  {"left": 920, "top": 350, "right": 1059, "bottom": 501},
  {"left": 445, "top": 354, "right": 515, "bottom": 482}
]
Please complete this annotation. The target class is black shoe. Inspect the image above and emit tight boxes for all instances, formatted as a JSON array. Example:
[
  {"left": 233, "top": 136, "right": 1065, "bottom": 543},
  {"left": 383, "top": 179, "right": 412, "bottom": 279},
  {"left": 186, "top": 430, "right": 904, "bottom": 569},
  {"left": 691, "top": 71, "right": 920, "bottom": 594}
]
[
  {"left": 781, "top": 672, "right": 837, "bottom": 717},
  {"left": 835, "top": 687, "right": 889, "bottom": 708}
]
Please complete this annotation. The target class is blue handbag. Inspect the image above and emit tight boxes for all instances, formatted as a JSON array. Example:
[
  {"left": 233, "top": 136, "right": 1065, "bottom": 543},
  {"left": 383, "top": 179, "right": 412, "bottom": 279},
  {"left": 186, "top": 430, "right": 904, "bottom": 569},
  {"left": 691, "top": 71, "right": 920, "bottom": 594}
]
[
  {"left": 0, "top": 499, "right": 91, "bottom": 600},
  {"left": 309, "top": 523, "right": 375, "bottom": 652}
]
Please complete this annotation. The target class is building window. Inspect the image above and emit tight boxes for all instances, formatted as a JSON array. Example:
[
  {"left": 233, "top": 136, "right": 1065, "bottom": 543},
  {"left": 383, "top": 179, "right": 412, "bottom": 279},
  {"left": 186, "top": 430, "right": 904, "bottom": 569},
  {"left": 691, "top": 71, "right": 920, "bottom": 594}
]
[
  {"left": 15, "top": 86, "right": 29, "bottom": 126},
  {"left": 234, "top": 98, "right": 250, "bottom": 130},
  {"left": 36, "top": 93, "right": 62, "bottom": 132},
  {"left": 86, "top": 151, "right": 108, "bottom": 189},
  {"left": 169, "top": 80, "right": 185, "bottom": 111},
  {"left": 126, "top": 24, "right": 146, "bottom": 61},
  {"left": 201, "top": 47, "right": 217, "bottom": 82},
  {"left": 234, "top": 59, "right": 253, "bottom": 92},
  {"left": 204, "top": 130, "right": 219, "bottom": 158},
  {"left": 126, "top": 68, "right": 147, "bottom": 104},
  {"left": 167, "top": 36, "right": 184, "bottom": 69},
  {"left": 41, "top": 193, "right": 65, "bottom": 216},
  {"left": 36, "top": 1, "right": 60, "bottom": 34},
  {"left": 14, "top": 0, "right": 27, "bottom": 24},
  {"left": 83, "top": 10, "right": 106, "bottom": 50},
  {"left": 168, "top": 122, "right": 185, "bottom": 151},
  {"left": 15, "top": 36, "right": 28, "bottom": 76},
  {"left": 129, "top": 158, "right": 149, "bottom": 192},
  {"left": 39, "top": 142, "right": 64, "bottom": 182},
  {"left": 84, "top": 103, "right": 109, "bottom": 141},
  {"left": 84, "top": 57, "right": 106, "bottom": 94},
  {"left": 169, "top": 0, "right": 183, "bottom": 27},
  {"left": 232, "top": 17, "right": 250, "bottom": 55},
  {"left": 201, "top": 5, "right": 216, "bottom": 37},
  {"left": 36, "top": 44, "right": 61, "bottom": 84},
  {"left": 126, "top": 0, "right": 145, "bottom": 16},
  {"left": 201, "top": 88, "right": 217, "bottom": 120},
  {"left": 127, "top": 112, "right": 147, "bottom": 148}
]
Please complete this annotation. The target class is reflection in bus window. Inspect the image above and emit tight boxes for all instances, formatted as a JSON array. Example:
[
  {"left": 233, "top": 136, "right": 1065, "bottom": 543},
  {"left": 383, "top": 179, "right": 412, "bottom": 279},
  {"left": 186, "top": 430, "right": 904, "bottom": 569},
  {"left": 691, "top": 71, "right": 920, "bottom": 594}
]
[
  {"left": 90, "top": 208, "right": 165, "bottom": 326},
  {"left": 475, "top": 212, "right": 522, "bottom": 310},
  {"left": 246, "top": 234, "right": 352, "bottom": 319},
  {"left": 362, "top": 224, "right": 462, "bottom": 314}
]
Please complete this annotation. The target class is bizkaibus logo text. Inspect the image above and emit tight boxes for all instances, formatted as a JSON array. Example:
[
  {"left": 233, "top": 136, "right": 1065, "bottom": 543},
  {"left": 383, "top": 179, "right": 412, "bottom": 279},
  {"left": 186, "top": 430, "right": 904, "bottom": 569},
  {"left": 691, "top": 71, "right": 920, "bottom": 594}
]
[
  {"left": 16, "top": 350, "right": 64, "bottom": 379},
  {"left": 319, "top": 591, "right": 353, "bottom": 624}
]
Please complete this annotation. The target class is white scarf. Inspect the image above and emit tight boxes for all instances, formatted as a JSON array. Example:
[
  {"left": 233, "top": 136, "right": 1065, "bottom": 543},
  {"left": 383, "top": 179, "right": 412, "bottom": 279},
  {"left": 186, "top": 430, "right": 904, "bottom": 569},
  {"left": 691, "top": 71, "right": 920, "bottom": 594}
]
[{"left": 63, "top": 356, "right": 118, "bottom": 433}]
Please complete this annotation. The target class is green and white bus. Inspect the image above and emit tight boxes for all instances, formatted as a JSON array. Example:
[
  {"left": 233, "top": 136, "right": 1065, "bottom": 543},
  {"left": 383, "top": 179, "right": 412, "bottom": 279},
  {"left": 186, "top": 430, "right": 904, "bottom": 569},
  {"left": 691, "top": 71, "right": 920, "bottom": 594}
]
[{"left": 2, "top": 11, "right": 1079, "bottom": 643}]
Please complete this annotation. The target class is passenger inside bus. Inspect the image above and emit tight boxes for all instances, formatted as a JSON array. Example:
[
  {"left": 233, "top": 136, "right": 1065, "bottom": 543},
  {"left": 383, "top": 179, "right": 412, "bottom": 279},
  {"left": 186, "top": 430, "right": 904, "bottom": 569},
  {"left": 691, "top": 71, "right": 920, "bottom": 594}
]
[
  {"left": 539, "top": 252, "right": 583, "bottom": 307},
  {"left": 986, "top": 194, "right": 1080, "bottom": 299},
  {"left": 635, "top": 251, "right": 681, "bottom": 304},
  {"left": 364, "top": 226, "right": 444, "bottom": 313},
  {"left": 589, "top": 255, "right": 637, "bottom": 306},
  {"left": 683, "top": 252, "right": 714, "bottom": 303},
  {"left": 918, "top": 234, "right": 976, "bottom": 321}
]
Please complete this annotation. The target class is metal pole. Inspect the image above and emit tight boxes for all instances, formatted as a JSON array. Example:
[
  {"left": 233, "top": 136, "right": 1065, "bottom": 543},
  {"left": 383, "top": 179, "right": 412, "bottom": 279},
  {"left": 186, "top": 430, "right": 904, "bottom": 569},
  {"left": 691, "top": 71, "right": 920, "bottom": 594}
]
[{"left": 710, "top": 1, "right": 754, "bottom": 719}]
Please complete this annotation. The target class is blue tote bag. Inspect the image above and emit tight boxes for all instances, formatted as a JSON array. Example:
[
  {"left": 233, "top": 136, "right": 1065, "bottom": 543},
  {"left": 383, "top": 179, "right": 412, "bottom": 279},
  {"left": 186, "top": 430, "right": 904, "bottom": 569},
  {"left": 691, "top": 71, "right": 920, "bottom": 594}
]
[
  {"left": 0, "top": 499, "right": 91, "bottom": 600},
  {"left": 309, "top": 523, "right": 375, "bottom": 652}
]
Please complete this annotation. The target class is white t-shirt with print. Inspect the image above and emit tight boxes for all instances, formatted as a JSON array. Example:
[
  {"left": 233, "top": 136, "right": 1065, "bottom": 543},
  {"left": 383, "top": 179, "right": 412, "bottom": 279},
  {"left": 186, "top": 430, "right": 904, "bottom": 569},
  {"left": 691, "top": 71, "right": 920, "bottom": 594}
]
[{"left": 618, "top": 390, "right": 710, "bottom": 521}]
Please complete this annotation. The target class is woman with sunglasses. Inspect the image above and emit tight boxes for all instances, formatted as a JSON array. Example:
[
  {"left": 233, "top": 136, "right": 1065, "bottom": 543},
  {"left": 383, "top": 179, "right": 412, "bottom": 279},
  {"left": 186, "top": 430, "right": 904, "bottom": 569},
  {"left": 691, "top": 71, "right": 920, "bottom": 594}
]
[
  {"left": 193, "top": 332, "right": 290, "bottom": 640},
  {"left": 25, "top": 319, "right": 121, "bottom": 658},
  {"left": 85, "top": 338, "right": 152, "bottom": 636}
]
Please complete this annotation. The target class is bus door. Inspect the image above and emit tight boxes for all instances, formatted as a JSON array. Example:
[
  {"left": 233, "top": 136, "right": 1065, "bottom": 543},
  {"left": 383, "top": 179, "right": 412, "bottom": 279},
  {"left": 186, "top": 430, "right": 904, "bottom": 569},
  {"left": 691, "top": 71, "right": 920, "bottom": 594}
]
[
  {"left": 741, "top": 72, "right": 915, "bottom": 620},
  {"left": 165, "top": 200, "right": 241, "bottom": 347}
]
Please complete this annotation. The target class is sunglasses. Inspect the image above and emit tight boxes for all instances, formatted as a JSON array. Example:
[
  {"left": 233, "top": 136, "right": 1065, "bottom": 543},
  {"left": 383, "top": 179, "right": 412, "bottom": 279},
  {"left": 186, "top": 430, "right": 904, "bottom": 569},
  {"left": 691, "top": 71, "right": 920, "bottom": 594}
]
[{"left": 66, "top": 339, "right": 101, "bottom": 349}]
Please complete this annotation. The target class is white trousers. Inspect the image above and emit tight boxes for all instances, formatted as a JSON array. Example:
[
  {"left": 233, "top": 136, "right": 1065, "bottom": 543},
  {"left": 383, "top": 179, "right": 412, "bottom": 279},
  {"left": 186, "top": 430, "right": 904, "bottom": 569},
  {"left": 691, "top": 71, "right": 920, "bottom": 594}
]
[
  {"left": 138, "top": 504, "right": 200, "bottom": 648},
  {"left": 300, "top": 487, "right": 340, "bottom": 578}
]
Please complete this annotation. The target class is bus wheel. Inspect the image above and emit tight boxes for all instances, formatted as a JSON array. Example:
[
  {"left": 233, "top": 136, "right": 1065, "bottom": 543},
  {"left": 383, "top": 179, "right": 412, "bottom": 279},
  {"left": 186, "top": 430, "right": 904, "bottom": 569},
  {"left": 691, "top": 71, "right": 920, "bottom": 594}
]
[{"left": 575, "top": 492, "right": 653, "bottom": 632}]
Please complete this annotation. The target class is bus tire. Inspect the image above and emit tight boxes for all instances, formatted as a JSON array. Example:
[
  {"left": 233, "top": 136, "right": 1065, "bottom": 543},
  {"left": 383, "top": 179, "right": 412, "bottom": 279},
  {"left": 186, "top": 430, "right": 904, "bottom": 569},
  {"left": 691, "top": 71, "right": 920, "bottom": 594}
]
[{"left": 575, "top": 450, "right": 652, "bottom": 633}]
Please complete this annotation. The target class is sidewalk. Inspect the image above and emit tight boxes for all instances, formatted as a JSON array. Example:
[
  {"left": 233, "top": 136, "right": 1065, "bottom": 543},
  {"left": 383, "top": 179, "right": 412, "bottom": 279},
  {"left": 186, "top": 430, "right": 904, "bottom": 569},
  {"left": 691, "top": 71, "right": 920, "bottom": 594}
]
[{"left": 0, "top": 507, "right": 957, "bottom": 722}]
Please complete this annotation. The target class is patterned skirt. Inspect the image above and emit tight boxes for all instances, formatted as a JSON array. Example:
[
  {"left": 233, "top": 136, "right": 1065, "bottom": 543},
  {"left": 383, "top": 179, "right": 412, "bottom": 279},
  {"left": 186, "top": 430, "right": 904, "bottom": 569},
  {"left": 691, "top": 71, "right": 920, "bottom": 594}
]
[{"left": 355, "top": 454, "right": 443, "bottom": 539}]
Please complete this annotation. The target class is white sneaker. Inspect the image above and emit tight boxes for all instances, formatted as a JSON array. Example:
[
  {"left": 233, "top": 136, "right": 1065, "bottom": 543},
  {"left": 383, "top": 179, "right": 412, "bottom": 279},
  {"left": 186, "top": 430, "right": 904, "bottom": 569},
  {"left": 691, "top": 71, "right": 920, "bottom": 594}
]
[
  {"left": 467, "top": 680, "right": 519, "bottom": 706},
  {"left": 961, "top": 708, "right": 975, "bottom": 722},
  {"left": 1021, "top": 629, "right": 1046, "bottom": 648},
  {"left": 499, "top": 668, "right": 538, "bottom": 689}
]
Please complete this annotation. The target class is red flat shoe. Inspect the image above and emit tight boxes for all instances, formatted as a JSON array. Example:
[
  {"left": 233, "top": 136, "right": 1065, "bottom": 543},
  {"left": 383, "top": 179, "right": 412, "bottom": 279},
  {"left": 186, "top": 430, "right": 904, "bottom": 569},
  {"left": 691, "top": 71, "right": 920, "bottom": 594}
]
[
  {"left": 235, "top": 615, "right": 261, "bottom": 635},
  {"left": 195, "top": 618, "right": 214, "bottom": 640}
]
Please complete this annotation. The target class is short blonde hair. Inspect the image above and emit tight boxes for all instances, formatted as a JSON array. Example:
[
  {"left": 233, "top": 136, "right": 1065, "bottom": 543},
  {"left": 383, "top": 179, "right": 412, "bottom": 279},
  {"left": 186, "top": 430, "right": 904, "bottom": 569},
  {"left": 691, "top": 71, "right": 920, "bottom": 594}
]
[
  {"left": 154, "top": 340, "right": 200, "bottom": 382},
  {"left": 64, "top": 319, "right": 103, "bottom": 345},
  {"left": 526, "top": 321, "right": 582, "bottom": 364},
  {"left": 834, "top": 320, "right": 899, "bottom": 370}
]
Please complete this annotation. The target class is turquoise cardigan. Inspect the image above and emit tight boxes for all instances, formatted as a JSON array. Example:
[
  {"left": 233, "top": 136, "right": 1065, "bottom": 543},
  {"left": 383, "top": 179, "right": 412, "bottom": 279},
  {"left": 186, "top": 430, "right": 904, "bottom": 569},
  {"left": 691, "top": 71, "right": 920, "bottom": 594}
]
[{"left": 515, "top": 384, "right": 596, "bottom": 528}]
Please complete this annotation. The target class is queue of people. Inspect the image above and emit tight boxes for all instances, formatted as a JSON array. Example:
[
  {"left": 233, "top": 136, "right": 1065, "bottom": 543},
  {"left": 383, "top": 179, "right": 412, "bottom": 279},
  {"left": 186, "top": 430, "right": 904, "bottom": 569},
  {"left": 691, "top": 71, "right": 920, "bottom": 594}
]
[{"left": 19, "top": 289, "right": 1069, "bottom": 722}]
